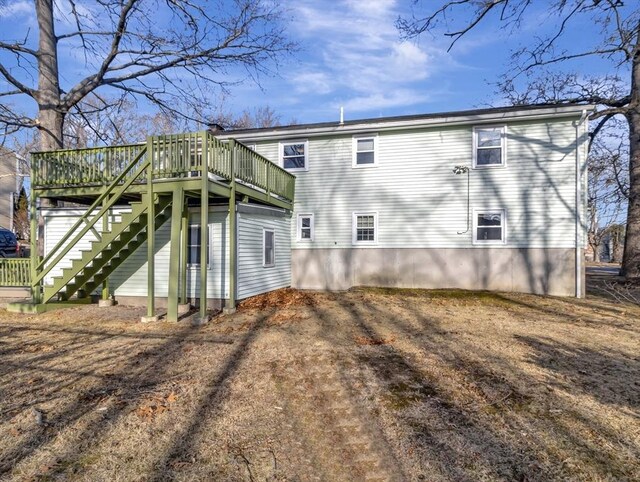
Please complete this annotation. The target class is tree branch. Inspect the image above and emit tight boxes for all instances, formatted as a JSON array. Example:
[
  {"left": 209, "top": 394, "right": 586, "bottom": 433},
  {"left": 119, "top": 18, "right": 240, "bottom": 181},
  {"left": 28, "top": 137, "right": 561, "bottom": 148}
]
[{"left": 0, "top": 63, "right": 36, "bottom": 98}]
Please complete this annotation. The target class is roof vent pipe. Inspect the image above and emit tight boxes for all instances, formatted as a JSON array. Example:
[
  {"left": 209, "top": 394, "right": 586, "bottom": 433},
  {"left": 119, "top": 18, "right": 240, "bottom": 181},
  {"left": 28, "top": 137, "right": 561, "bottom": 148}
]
[{"left": 339, "top": 107, "right": 344, "bottom": 125}]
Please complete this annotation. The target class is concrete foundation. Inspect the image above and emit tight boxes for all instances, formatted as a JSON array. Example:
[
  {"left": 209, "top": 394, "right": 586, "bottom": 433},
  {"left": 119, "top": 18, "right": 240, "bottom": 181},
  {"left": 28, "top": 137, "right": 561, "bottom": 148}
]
[
  {"left": 140, "top": 315, "right": 159, "bottom": 323},
  {"left": 98, "top": 299, "right": 115, "bottom": 307},
  {"left": 192, "top": 315, "right": 210, "bottom": 325},
  {"left": 291, "top": 247, "right": 579, "bottom": 297},
  {"left": 114, "top": 296, "right": 223, "bottom": 310}
]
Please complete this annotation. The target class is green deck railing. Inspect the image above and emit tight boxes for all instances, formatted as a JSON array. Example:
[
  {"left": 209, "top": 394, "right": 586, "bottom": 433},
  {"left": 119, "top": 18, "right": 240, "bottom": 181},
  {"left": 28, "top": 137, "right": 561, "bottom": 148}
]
[
  {"left": 0, "top": 258, "right": 31, "bottom": 286},
  {"left": 32, "top": 143, "right": 146, "bottom": 186},
  {"left": 32, "top": 132, "right": 295, "bottom": 202}
]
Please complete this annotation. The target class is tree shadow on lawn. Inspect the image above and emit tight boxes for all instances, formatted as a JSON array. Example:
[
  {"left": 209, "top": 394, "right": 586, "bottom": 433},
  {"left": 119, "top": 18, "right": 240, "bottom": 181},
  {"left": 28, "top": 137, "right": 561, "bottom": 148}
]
[
  {"left": 0, "top": 312, "right": 240, "bottom": 479},
  {"left": 514, "top": 334, "right": 639, "bottom": 412},
  {"left": 311, "top": 290, "right": 639, "bottom": 481}
]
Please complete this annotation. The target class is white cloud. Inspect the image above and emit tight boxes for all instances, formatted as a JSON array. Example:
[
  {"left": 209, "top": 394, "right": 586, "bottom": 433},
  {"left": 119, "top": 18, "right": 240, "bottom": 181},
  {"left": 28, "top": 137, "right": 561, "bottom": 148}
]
[
  {"left": 283, "top": 0, "right": 454, "bottom": 113},
  {"left": 291, "top": 71, "right": 333, "bottom": 95},
  {"left": 339, "top": 89, "right": 431, "bottom": 112},
  {"left": 0, "top": 0, "right": 31, "bottom": 18}
]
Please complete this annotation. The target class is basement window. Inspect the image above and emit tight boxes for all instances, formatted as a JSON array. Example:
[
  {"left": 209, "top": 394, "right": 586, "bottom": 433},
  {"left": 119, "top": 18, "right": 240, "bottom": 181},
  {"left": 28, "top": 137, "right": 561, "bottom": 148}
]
[
  {"left": 187, "top": 223, "right": 210, "bottom": 267},
  {"left": 297, "top": 214, "right": 314, "bottom": 241},
  {"left": 280, "top": 140, "right": 308, "bottom": 171},
  {"left": 263, "top": 229, "right": 275, "bottom": 267},
  {"left": 352, "top": 212, "right": 377, "bottom": 244},
  {"left": 473, "top": 126, "right": 506, "bottom": 167},
  {"left": 473, "top": 209, "right": 506, "bottom": 245},
  {"left": 352, "top": 134, "right": 378, "bottom": 167}
]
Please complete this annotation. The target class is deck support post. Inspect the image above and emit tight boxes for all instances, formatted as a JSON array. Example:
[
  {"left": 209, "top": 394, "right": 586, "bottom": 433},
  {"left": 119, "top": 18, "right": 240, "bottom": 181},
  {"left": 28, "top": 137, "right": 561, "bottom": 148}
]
[
  {"left": 167, "top": 187, "right": 184, "bottom": 322},
  {"left": 101, "top": 196, "right": 110, "bottom": 301},
  {"left": 226, "top": 139, "right": 237, "bottom": 314},
  {"left": 198, "top": 132, "right": 209, "bottom": 323},
  {"left": 180, "top": 203, "right": 188, "bottom": 305},
  {"left": 29, "top": 181, "right": 40, "bottom": 304},
  {"left": 143, "top": 137, "right": 157, "bottom": 322}
]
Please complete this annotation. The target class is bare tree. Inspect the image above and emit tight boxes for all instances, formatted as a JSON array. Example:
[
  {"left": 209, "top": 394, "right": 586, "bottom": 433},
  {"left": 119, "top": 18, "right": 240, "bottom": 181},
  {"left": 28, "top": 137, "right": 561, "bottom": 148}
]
[
  {"left": 214, "top": 105, "right": 282, "bottom": 130},
  {"left": 0, "top": 0, "right": 293, "bottom": 151},
  {"left": 398, "top": 1, "right": 640, "bottom": 278},
  {"left": 585, "top": 117, "right": 628, "bottom": 262},
  {"left": 63, "top": 95, "right": 190, "bottom": 147}
]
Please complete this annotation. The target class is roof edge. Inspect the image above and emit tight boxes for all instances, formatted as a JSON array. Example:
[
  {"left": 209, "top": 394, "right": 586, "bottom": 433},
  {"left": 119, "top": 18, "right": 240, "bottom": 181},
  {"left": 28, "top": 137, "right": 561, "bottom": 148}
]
[{"left": 217, "top": 103, "right": 595, "bottom": 141}]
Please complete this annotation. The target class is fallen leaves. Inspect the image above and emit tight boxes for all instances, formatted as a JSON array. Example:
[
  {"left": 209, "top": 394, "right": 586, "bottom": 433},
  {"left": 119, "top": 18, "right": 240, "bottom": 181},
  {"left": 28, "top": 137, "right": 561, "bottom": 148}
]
[
  {"left": 134, "top": 391, "right": 179, "bottom": 421},
  {"left": 238, "top": 288, "right": 319, "bottom": 310},
  {"left": 354, "top": 336, "right": 395, "bottom": 346}
]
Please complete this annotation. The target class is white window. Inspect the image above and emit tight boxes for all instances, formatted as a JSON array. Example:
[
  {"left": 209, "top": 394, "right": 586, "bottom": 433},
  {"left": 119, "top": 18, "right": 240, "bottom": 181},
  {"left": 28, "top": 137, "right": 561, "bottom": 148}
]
[
  {"left": 280, "top": 140, "right": 308, "bottom": 171},
  {"left": 473, "top": 126, "right": 506, "bottom": 168},
  {"left": 473, "top": 209, "right": 507, "bottom": 245},
  {"left": 352, "top": 134, "right": 378, "bottom": 167},
  {"left": 263, "top": 229, "right": 275, "bottom": 267},
  {"left": 187, "top": 223, "right": 211, "bottom": 267},
  {"left": 297, "top": 214, "right": 314, "bottom": 241},
  {"left": 352, "top": 212, "right": 378, "bottom": 244}
]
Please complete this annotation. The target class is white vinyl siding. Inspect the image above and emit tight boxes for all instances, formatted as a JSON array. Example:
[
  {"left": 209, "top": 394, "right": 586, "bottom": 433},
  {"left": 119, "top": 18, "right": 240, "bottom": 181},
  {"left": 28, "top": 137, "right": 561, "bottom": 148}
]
[
  {"left": 110, "top": 210, "right": 230, "bottom": 299},
  {"left": 238, "top": 118, "right": 584, "bottom": 250},
  {"left": 43, "top": 210, "right": 105, "bottom": 287},
  {"left": 237, "top": 211, "right": 291, "bottom": 300},
  {"left": 43, "top": 208, "right": 231, "bottom": 299}
]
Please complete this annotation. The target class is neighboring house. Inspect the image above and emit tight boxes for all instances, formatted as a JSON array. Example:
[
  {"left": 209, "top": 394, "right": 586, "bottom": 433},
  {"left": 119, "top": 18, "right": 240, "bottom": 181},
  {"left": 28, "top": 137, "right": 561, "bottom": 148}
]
[
  {"left": 17, "top": 103, "right": 591, "bottom": 318},
  {"left": 0, "top": 147, "right": 18, "bottom": 231}
]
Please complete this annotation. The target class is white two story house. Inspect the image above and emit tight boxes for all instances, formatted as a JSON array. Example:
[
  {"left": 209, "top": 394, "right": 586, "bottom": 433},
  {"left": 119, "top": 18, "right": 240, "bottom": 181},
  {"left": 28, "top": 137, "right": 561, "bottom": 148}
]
[
  {"left": 217, "top": 103, "right": 590, "bottom": 298},
  {"left": 40, "top": 103, "right": 590, "bottom": 312}
]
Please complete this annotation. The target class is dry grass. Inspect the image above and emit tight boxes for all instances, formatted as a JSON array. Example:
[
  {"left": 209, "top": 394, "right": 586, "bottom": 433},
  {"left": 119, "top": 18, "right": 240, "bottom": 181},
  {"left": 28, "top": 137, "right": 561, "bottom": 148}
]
[{"left": 0, "top": 287, "right": 638, "bottom": 481}]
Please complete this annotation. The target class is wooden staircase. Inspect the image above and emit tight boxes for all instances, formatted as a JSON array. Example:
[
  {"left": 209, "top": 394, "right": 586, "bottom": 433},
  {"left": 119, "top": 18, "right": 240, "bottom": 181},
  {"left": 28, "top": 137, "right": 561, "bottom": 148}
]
[{"left": 43, "top": 194, "right": 172, "bottom": 303}]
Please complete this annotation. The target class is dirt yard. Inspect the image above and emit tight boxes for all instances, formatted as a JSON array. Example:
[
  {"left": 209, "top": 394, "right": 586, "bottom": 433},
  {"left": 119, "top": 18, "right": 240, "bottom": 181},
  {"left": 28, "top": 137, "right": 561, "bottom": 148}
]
[{"left": 0, "top": 286, "right": 638, "bottom": 481}]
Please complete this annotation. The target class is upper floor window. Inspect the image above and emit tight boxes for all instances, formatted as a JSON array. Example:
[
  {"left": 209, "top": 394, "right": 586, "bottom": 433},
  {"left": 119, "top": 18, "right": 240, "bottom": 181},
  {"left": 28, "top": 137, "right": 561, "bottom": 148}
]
[
  {"left": 352, "top": 212, "right": 378, "bottom": 244},
  {"left": 473, "top": 209, "right": 507, "bottom": 245},
  {"left": 473, "top": 126, "right": 506, "bottom": 168},
  {"left": 297, "top": 214, "right": 314, "bottom": 241},
  {"left": 263, "top": 228, "right": 275, "bottom": 267},
  {"left": 280, "top": 140, "right": 308, "bottom": 171},
  {"left": 353, "top": 134, "right": 378, "bottom": 167}
]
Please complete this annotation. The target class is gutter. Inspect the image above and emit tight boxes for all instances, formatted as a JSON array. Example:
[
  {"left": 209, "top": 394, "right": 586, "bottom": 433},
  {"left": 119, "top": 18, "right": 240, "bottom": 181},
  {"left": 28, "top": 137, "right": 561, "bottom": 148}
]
[{"left": 576, "top": 109, "right": 589, "bottom": 297}]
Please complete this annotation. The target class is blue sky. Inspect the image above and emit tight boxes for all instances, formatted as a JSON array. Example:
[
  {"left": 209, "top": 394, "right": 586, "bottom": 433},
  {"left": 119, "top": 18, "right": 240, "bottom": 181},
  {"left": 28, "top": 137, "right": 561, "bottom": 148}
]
[{"left": 0, "top": 0, "right": 629, "bottom": 128}]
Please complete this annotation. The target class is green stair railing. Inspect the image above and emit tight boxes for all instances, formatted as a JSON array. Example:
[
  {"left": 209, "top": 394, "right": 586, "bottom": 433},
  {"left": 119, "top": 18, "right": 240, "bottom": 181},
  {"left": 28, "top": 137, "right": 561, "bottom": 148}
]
[{"left": 33, "top": 149, "right": 149, "bottom": 290}]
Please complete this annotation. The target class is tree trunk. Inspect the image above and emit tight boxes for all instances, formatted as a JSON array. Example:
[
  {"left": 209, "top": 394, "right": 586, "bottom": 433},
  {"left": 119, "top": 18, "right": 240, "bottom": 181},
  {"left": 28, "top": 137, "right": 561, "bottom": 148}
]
[
  {"left": 35, "top": 0, "right": 64, "bottom": 151},
  {"left": 621, "top": 25, "right": 640, "bottom": 278},
  {"left": 622, "top": 109, "right": 640, "bottom": 277}
]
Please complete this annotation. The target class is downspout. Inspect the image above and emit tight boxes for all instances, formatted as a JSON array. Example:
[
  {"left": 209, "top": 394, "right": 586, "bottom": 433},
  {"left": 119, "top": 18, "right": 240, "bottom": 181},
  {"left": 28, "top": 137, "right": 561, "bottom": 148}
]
[{"left": 576, "top": 110, "right": 588, "bottom": 297}]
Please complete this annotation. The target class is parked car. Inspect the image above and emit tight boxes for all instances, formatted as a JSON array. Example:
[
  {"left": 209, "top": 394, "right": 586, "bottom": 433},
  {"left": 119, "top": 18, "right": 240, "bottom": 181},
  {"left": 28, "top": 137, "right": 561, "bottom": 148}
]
[{"left": 0, "top": 228, "right": 18, "bottom": 258}]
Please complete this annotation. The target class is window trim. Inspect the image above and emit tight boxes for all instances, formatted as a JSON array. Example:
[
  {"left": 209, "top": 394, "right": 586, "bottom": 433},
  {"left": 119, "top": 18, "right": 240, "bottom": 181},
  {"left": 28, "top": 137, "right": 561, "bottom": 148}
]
[
  {"left": 263, "top": 228, "right": 276, "bottom": 267},
  {"left": 472, "top": 208, "right": 507, "bottom": 245},
  {"left": 352, "top": 134, "right": 378, "bottom": 168},
  {"left": 352, "top": 212, "right": 378, "bottom": 245},
  {"left": 279, "top": 139, "right": 309, "bottom": 172},
  {"left": 472, "top": 125, "right": 507, "bottom": 169},
  {"left": 296, "top": 213, "right": 315, "bottom": 242},
  {"left": 187, "top": 222, "right": 211, "bottom": 269}
]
